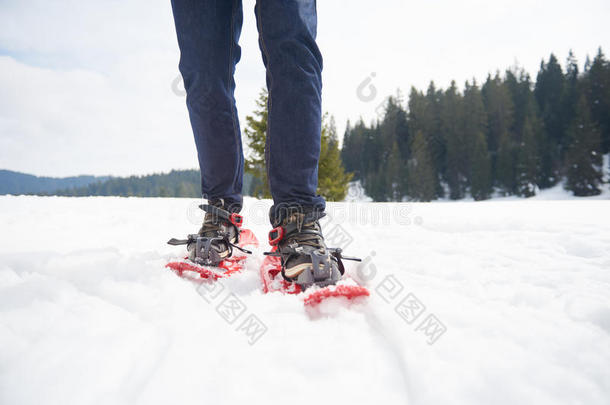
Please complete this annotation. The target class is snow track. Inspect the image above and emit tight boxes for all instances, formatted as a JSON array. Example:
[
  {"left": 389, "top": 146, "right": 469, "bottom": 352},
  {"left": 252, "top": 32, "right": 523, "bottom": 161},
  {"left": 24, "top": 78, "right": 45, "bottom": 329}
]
[{"left": 1, "top": 195, "right": 609, "bottom": 405}]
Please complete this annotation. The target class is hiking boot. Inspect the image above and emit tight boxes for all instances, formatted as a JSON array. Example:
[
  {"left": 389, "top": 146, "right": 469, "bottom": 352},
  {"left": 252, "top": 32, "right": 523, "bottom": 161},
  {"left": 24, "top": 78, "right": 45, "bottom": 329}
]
[
  {"left": 168, "top": 199, "right": 244, "bottom": 266},
  {"left": 268, "top": 211, "right": 343, "bottom": 287}
]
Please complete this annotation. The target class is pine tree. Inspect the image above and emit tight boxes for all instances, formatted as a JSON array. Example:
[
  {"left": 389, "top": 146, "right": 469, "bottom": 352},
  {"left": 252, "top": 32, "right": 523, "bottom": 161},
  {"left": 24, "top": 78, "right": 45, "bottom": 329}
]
[
  {"left": 462, "top": 80, "right": 489, "bottom": 198},
  {"left": 561, "top": 51, "right": 581, "bottom": 151},
  {"left": 470, "top": 132, "right": 492, "bottom": 200},
  {"left": 379, "top": 94, "right": 409, "bottom": 197},
  {"left": 383, "top": 93, "right": 410, "bottom": 158},
  {"left": 483, "top": 73, "right": 513, "bottom": 153},
  {"left": 507, "top": 69, "right": 549, "bottom": 190},
  {"left": 341, "top": 119, "right": 369, "bottom": 179},
  {"left": 583, "top": 48, "right": 610, "bottom": 154},
  {"left": 496, "top": 131, "right": 516, "bottom": 195},
  {"left": 564, "top": 94, "right": 603, "bottom": 196},
  {"left": 425, "top": 82, "right": 445, "bottom": 197},
  {"left": 505, "top": 68, "right": 533, "bottom": 140},
  {"left": 408, "top": 83, "right": 443, "bottom": 198},
  {"left": 408, "top": 87, "right": 427, "bottom": 136},
  {"left": 407, "top": 131, "right": 436, "bottom": 201},
  {"left": 535, "top": 54, "right": 565, "bottom": 149},
  {"left": 442, "top": 81, "right": 465, "bottom": 199},
  {"left": 244, "top": 89, "right": 271, "bottom": 198},
  {"left": 482, "top": 72, "right": 514, "bottom": 183},
  {"left": 515, "top": 116, "right": 539, "bottom": 197},
  {"left": 362, "top": 121, "right": 383, "bottom": 187},
  {"left": 365, "top": 166, "right": 388, "bottom": 202},
  {"left": 317, "top": 116, "right": 353, "bottom": 201},
  {"left": 379, "top": 141, "right": 402, "bottom": 201}
]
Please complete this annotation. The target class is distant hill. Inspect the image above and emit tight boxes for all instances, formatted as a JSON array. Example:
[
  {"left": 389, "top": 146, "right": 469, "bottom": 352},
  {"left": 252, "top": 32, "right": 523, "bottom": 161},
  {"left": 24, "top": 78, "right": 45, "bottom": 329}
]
[
  {"left": 15, "top": 169, "right": 258, "bottom": 198},
  {"left": 0, "top": 170, "right": 109, "bottom": 195},
  {"left": 50, "top": 170, "right": 201, "bottom": 197}
]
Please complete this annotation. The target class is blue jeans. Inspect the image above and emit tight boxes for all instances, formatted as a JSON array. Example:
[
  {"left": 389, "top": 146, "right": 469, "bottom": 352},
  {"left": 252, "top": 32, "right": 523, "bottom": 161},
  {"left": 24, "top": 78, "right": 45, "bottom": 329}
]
[{"left": 171, "top": 0, "right": 326, "bottom": 223}]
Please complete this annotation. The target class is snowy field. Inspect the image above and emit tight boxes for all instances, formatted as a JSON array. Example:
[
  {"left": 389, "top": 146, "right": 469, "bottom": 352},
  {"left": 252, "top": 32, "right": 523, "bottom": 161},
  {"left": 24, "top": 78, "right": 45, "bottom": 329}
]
[{"left": 1, "top": 195, "right": 609, "bottom": 405}]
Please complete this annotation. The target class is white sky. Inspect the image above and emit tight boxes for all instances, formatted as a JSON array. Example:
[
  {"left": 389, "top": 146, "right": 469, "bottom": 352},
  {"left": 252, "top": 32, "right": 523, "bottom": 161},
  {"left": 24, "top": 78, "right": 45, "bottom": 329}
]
[{"left": 1, "top": 0, "right": 609, "bottom": 177}]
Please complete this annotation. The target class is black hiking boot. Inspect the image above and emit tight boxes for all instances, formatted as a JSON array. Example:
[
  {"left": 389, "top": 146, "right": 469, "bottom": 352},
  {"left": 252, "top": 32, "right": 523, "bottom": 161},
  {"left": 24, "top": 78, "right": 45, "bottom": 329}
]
[
  {"left": 266, "top": 210, "right": 349, "bottom": 289},
  {"left": 167, "top": 199, "right": 247, "bottom": 266}
]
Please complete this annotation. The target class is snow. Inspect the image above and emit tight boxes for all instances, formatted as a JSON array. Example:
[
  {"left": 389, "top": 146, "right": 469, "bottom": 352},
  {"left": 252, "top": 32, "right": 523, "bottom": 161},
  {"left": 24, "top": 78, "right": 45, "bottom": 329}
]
[{"left": 1, "top": 195, "right": 610, "bottom": 405}]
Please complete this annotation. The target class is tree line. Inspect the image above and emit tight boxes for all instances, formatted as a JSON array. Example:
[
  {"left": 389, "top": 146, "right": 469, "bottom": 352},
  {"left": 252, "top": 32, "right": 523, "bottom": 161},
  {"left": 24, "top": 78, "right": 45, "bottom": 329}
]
[
  {"left": 32, "top": 48, "right": 608, "bottom": 202},
  {"left": 44, "top": 170, "right": 257, "bottom": 198},
  {"left": 341, "top": 48, "right": 610, "bottom": 201}
]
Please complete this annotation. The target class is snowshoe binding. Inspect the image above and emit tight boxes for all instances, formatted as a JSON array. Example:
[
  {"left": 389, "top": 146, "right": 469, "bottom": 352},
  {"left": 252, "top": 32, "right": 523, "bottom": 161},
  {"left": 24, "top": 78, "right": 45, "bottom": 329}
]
[
  {"left": 264, "top": 210, "right": 360, "bottom": 289},
  {"left": 167, "top": 199, "right": 251, "bottom": 267}
]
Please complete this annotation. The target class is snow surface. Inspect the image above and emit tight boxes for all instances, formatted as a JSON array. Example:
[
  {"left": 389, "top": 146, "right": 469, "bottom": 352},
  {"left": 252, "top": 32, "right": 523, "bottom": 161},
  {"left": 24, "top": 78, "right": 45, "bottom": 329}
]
[{"left": 1, "top": 195, "right": 610, "bottom": 405}]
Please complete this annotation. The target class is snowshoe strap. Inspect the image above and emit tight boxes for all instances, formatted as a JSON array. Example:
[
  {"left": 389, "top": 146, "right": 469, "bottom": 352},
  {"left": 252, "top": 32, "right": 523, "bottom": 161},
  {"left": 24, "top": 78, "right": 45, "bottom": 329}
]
[
  {"left": 229, "top": 242, "right": 252, "bottom": 255},
  {"left": 200, "top": 204, "right": 243, "bottom": 228},
  {"left": 268, "top": 223, "right": 323, "bottom": 246},
  {"left": 328, "top": 248, "right": 362, "bottom": 262},
  {"left": 167, "top": 238, "right": 188, "bottom": 246},
  {"left": 167, "top": 234, "right": 199, "bottom": 246}
]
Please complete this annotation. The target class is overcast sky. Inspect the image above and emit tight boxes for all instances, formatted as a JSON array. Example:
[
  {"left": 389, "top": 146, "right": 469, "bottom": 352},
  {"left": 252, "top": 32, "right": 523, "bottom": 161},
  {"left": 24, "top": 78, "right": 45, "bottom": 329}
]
[{"left": 1, "top": 0, "right": 609, "bottom": 177}]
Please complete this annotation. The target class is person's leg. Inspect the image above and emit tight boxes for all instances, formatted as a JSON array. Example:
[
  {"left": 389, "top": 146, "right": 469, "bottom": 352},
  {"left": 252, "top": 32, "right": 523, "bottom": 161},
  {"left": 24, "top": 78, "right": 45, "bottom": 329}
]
[
  {"left": 254, "top": 0, "right": 326, "bottom": 224},
  {"left": 171, "top": 0, "right": 244, "bottom": 212}
]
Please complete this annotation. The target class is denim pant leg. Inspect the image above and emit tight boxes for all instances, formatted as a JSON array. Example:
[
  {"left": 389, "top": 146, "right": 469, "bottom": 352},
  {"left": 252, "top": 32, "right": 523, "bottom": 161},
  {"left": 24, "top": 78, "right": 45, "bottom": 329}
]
[
  {"left": 255, "top": 0, "right": 326, "bottom": 224},
  {"left": 171, "top": 0, "right": 244, "bottom": 211}
]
